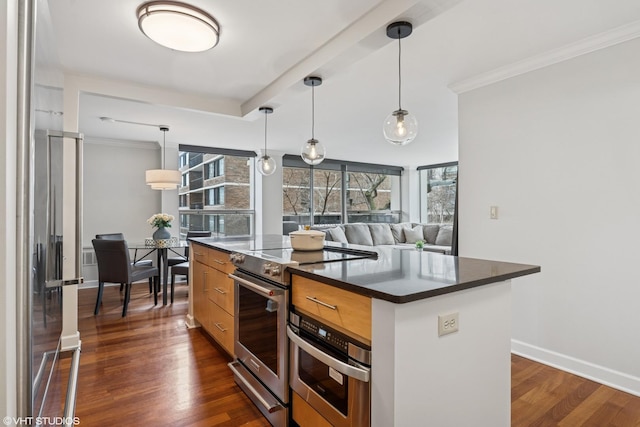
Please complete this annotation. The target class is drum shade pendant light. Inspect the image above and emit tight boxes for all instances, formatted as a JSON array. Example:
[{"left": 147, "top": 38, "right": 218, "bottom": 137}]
[
  {"left": 145, "top": 126, "right": 181, "bottom": 190},
  {"left": 136, "top": 1, "right": 220, "bottom": 52},
  {"left": 301, "top": 76, "right": 326, "bottom": 165},
  {"left": 383, "top": 21, "right": 418, "bottom": 146},
  {"left": 257, "top": 107, "right": 276, "bottom": 176}
]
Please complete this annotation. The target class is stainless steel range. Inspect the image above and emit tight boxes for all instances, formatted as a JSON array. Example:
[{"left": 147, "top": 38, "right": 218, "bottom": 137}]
[{"left": 227, "top": 245, "right": 376, "bottom": 427}]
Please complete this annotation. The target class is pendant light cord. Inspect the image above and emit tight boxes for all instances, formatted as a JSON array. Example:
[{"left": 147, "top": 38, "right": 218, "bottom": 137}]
[
  {"left": 162, "top": 128, "right": 167, "bottom": 169},
  {"left": 397, "top": 32, "right": 402, "bottom": 111},
  {"left": 311, "top": 84, "right": 315, "bottom": 140},
  {"left": 263, "top": 110, "right": 268, "bottom": 156}
]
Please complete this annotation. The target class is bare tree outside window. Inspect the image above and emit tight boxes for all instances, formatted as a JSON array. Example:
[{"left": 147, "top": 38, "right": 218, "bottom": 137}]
[{"left": 419, "top": 164, "right": 458, "bottom": 224}]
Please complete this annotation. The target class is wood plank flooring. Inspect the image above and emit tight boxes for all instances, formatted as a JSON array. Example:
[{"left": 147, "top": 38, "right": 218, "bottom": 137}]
[{"left": 58, "top": 283, "right": 640, "bottom": 426}]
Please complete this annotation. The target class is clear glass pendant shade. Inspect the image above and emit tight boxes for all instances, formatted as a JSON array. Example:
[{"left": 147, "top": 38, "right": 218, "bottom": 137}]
[
  {"left": 257, "top": 155, "right": 276, "bottom": 176},
  {"left": 383, "top": 109, "right": 418, "bottom": 146},
  {"left": 301, "top": 139, "right": 325, "bottom": 165}
]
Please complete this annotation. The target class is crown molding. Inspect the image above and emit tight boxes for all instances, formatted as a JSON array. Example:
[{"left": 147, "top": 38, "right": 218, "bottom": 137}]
[{"left": 449, "top": 19, "right": 640, "bottom": 94}]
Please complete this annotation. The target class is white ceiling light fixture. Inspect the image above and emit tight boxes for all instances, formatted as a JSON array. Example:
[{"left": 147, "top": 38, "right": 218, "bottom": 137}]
[
  {"left": 383, "top": 21, "right": 418, "bottom": 146},
  {"left": 136, "top": 1, "right": 220, "bottom": 52},
  {"left": 301, "top": 76, "right": 325, "bottom": 166},
  {"left": 145, "top": 126, "right": 181, "bottom": 190},
  {"left": 257, "top": 106, "right": 276, "bottom": 176}
]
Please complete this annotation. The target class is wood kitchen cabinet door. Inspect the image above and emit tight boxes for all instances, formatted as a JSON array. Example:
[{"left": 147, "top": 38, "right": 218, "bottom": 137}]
[
  {"left": 207, "top": 267, "right": 234, "bottom": 316},
  {"left": 192, "top": 260, "right": 210, "bottom": 330}
]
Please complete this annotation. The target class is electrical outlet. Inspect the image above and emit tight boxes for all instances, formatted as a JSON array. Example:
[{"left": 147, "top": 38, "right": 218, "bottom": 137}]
[{"left": 438, "top": 312, "right": 459, "bottom": 336}]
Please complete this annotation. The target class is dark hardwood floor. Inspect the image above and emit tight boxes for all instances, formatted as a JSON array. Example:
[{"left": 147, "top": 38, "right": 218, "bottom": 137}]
[{"left": 59, "top": 283, "right": 640, "bottom": 426}]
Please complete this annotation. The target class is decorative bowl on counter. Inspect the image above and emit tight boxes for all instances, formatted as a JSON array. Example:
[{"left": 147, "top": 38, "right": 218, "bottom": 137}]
[{"left": 289, "top": 229, "right": 325, "bottom": 251}]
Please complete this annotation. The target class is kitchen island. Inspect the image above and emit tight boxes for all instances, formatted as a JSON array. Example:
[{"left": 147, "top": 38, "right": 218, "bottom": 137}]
[{"left": 188, "top": 236, "right": 540, "bottom": 427}]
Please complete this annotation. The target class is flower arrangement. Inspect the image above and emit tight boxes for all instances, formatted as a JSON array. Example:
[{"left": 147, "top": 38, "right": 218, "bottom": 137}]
[
  {"left": 147, "top": 213, "right": 174, "bottom": 229},
  {"left": 415, "top": 239, "right": 425, "bottom": 250}
]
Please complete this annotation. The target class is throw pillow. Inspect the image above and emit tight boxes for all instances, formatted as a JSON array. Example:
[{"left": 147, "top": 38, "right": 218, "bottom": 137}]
[
  {"left": 403, "top": 225, "right": 424, "bottom": 244},
  {"left": 435, "top": 225, "right": 453, "bottom": 246},
  {"left": 329, "top": 226, "right": 348, "bottom": 244},
  {"left": 344, "top": 224, "right": 374, "bottom": 246},
  {"left": 390, "top": 222, "right": 411, "bottom": 243},
  {"left": 423, "top": 224, "right": 440, "bottom": 244},
  {"left": 368, "top": 224, "right": 395, "bottom": 245}
]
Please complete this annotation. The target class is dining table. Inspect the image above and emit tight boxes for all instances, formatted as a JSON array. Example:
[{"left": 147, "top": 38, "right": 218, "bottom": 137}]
[{"left": 129, "top": 238, "right": 188, "bottom": 305}]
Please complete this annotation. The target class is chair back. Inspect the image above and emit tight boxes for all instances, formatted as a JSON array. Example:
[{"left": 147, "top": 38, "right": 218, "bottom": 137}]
[
  {"left": 95, "top": 233, "right": 125, "bottom": 240},
  {"left": 184, "top": 231, "right": 212, "bottom": 259},
  {"left": 92, "top": 239, "right": 132, "bottom": 284}
]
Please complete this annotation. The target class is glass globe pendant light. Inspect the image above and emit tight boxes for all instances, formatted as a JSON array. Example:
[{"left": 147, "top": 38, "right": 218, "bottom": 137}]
[
  {"left": 257, "top": 106, "right": 276, "bottom": 176},
  {"left": 383, "top": 21, "right": 418, "bottom": 146},
  {"left": 301, "top": 76, "right": 325, "bottom": 165}
]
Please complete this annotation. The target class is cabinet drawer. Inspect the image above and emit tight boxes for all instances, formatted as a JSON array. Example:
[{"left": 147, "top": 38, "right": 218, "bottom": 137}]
[
  {"left": 191, "top": 243, "right": 209, "bottom": 266},
  {"left": 210, "top": 248, "right": 235, "bottom": 274},
  {"left": 208, "top": 302, "right": 235, "bottom": 356},
  {"left": 207, "top": 268, "right": 235, "bottom": 315},
  {"left": 292, "top": 275, "right": 372, "bottom": 343}
]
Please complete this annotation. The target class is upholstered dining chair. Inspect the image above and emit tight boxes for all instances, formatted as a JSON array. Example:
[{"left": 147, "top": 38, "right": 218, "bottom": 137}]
[
  {"left": 92, "top": 239, "right": 159, "bottom": 317},
  {"left": 169, "top": 231, "right": 212, "bottom": 303},
  {"left": 95, "top": 233, "right": 154, "bottom": 292},
  {"left": 166, "top": 230, "right": 213, "bottom": 267}
]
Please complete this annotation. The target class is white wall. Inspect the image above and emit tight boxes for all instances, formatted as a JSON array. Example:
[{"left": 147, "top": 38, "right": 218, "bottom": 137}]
[
  {"left": 82, "top": 139, "right": 164, "bottom": 282},
  {"left": 459, "top": 37, "right": 640, "bottom": 395},
  {"left": 83, "top": 139, "right": 161, "bottom": 245},
  {"left": 0, "top": 0, "right": 18, "bottom": 418}
]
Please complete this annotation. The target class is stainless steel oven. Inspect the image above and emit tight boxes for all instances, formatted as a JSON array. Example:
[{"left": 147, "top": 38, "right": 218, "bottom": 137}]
[
  {"left": 288, "top": 311, "right": 371, "bottom": 427},
  {"left": 228, "top": 268, "right": 290, "bottom": 427}
]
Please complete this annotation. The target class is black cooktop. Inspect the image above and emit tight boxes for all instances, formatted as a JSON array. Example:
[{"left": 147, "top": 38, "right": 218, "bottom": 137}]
[{"left": 242, "top": 246, "right": 377, "bottom": 266}]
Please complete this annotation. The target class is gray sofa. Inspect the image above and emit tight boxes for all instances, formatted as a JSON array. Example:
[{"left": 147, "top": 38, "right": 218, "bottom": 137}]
[{"left": 310, "top": 222, "right": 453, "bottom": 254}]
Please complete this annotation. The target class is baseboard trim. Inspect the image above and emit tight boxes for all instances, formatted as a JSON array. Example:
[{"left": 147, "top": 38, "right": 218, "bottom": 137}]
[{"left": 511, "top": 339, "right": 640, "bottom": 397}]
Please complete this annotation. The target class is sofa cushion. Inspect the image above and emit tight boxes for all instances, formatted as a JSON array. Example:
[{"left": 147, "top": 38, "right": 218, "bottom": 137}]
[
  {"left": 403, "top": 225, "right": 424, "bottom": 244},
  {"left": 344, "top": 224, "right": 374, "bottom": 246},
  {"left": 390, "top": 222, "right": 412, "bottom": 243},
  {"left": 328, "top": 226, "right": 348, "bottom": 244},
  {"left": 368, "top": 224, "right": 395, "bottom": 245},
  {"left": 423, "top": 224, "right": 441, "bottom": 244},
  {"left": 435, "top": 225, "right": 453, "bottom": 246}
]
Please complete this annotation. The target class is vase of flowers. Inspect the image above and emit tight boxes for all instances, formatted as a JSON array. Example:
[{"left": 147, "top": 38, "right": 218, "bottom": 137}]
[
  {"left": 415, "top": 239, "right": 425, "bottom": 251},
  {"left": 148, "top": 213, "right": 174, "bottom": 240}
]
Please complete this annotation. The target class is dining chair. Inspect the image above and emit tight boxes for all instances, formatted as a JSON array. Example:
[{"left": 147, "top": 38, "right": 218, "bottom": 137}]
[
  {"left": 95, "top": 233, "right": 154, "bottom": 292},
  {"left": 92, "top": 239, "right": 159, "bottom": 317},
  {"left": 166, "top": 230, "right": 212, "bottom": 267},
  {"left": 169, "top": 231, "right": 212, "bottom": 303}
]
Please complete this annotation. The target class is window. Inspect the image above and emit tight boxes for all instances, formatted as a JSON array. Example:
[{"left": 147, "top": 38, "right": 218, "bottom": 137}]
[
  {"left": 418, "top": 162, "right": 458, "bottom": 224},
  {"left": 205, "top": 157, "right": 224, "bottom": 179},
  {"left": 205, "top": 187, "right": 225, "bottom": 206},
  {"left": 178, "top": 145, "right": 255, "bottom": 238},
  {"left": 179, "top": 153, "right": 188, "bottom": 168},
  {"left": 282, "top": 155, "right": 403, "bottom": 226}
]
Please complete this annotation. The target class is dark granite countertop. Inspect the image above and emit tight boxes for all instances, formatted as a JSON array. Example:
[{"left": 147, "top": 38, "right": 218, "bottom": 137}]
[
  {"left": 190, "top": 235, "right": 541, "bottom": 304},
  {"left": 289, "top": 246, "right": 540, "bottom": 303}
]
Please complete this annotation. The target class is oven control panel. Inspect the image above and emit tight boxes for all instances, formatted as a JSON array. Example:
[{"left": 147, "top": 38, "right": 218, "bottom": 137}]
[{"left": 299, "top": 317, "right": 349, "bottom": 354}]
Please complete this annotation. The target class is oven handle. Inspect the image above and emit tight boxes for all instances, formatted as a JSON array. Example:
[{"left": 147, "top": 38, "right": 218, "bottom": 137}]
[
  {"left": 287, "top": 325, "right": 370, "bottom": 383},
  {"left": 228, "top": 362, "right": 283, "bottom": 413},
  {"left": 229, "top": 273, "right": 283, "bottom": 298}
]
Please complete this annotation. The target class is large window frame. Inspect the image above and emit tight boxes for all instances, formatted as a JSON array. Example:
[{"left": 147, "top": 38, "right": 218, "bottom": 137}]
[
  {"left": 283, "top": 155, "right": 403, "bottom": 226},
  {"left": 178, "top": 145, "right": 256, "bottom": 238},
  {"left": 418, "top": 161, "right": 458, "bottom": 255}
]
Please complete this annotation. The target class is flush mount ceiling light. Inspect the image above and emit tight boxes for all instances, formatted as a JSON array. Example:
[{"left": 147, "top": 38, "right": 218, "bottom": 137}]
[
  {"left": 145, "top": 126, "right": 181, "bottom": 190},
  {"left": 136, "top": 1, "right": 220, "bottom": 52},
  {"left": 301, "top": 76, "right": 325, "bottom": 166},
  {"left": 257, "top": 107, "right": 276, "bottom": 176},
  {"left": 383, "top": 21, "right": 418, "bottom": 146}
]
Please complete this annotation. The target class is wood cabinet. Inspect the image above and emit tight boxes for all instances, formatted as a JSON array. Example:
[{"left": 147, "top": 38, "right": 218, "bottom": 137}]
[
  {"left": 191, "top": 243, "right": 235, "bottom": 356},
  {"left": 291, "top": 274, "right": 372, "bottom": 345}
]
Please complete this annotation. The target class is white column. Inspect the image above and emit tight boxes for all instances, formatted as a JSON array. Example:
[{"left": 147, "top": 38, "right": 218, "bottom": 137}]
[{"left": 255, "top": 150, "right": 284, "bottom": 236}]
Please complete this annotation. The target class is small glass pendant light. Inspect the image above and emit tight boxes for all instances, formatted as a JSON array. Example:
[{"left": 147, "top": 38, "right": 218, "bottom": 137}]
[
  {"left": 383, "top": 21, "right": 418, "bottom": 146},
  {"left": 301, "top": 76, "right": 326, "bottom": 165},
  {"left": 257, "top": 106, "right": 276, "bottom": 176}
]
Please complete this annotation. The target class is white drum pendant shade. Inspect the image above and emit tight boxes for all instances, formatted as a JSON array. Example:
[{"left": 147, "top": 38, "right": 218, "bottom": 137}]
[{"left": 146, "top": 169, "right": 181, "bottom": 190}]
